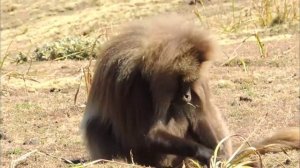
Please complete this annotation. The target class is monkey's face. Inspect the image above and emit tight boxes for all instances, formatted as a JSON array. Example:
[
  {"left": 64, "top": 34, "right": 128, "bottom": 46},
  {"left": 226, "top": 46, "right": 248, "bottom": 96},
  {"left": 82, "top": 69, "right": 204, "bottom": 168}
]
[{"left": 165, "top": 77, "right": 229, "bottom": 156}]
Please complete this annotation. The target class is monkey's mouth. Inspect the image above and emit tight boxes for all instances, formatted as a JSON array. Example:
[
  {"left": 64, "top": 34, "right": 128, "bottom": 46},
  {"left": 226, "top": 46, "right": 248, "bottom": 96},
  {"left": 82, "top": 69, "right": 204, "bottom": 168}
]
[{"left": 186, "top": 102, "right": 199, "bottom": 109}]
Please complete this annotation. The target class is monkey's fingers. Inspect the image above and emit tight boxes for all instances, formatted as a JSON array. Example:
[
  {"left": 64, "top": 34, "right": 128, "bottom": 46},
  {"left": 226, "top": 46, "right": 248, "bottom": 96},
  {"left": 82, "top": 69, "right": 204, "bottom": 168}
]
[{"left": 195, "top": 145, "right": 213, "bottom": 165}]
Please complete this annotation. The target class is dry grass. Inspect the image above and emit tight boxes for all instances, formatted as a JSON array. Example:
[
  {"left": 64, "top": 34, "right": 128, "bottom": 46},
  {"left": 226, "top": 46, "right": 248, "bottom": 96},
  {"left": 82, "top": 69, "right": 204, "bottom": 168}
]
[{"left": 1, "top": 0, "right": 299, "bottom": 168}]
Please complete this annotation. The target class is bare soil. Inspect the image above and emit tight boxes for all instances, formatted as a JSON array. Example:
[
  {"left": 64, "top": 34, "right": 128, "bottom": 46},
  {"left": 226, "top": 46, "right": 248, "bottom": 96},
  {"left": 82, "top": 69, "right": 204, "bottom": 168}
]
[{"left": 1, "top": 0, "right": 299, "bottom": 167}]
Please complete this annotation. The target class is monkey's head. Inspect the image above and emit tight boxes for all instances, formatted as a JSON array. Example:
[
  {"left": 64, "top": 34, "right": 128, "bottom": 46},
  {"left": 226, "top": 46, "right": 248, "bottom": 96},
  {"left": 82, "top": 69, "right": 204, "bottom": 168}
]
[{"left": 120, "top": 16, "right": 231, "bottom": 157}]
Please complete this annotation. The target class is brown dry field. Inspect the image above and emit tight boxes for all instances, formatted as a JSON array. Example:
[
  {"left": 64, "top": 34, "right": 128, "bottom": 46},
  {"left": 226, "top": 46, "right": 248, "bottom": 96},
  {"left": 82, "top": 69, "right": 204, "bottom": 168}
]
[{"left": 1, "top": 0, "right": 299, "bottom": 167}]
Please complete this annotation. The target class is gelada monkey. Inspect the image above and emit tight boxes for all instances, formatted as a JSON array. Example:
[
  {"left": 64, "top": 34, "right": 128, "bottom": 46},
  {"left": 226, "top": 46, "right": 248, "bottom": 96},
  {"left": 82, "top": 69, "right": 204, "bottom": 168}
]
[{"left": 82, "top": 15, "right": 299, "bottom": 167}]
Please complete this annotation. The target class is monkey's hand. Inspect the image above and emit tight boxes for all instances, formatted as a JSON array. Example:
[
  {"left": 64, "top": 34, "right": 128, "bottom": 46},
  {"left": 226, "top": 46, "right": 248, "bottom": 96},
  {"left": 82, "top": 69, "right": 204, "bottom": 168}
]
[{"left": 195, "top": 145, "right": 213, "bottom": 165}]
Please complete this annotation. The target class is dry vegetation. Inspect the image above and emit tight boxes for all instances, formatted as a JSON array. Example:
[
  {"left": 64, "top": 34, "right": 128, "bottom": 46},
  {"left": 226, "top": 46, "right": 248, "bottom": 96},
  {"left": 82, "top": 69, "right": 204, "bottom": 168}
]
[{"left": 1, "top": 0, "right": 299, "bottom": 167}]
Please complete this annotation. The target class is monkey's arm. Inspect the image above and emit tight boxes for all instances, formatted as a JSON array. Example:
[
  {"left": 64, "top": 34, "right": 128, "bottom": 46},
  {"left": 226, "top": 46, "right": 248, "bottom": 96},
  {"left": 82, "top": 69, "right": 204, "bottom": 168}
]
[
  {"left": 188, "top": 79, "right": 233, "bottom": 156},
  {"left": 186, "top": 109, "right": 233, "bottom": 158},
  {"left": 147, "top": 120, "right": 213, "bottom": 164}
]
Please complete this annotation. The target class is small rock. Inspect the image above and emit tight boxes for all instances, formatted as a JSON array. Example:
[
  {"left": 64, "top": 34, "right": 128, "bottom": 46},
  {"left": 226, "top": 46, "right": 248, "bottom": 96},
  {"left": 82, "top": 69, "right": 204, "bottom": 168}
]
[
  {"left": 23, "top": 138, "right": 39, "bottom": 145},
  {"left": 284, "top": 159, "right": 291, "bottom": 165},
  {"left": 292, "top": 73, "right": 297, "bottom": 78},
  {"left": 217, "top": 80, "right": 234, "bottom": 88},
  {"left": 28, "top": 88, "right": 36, "bottom": 93},
  {"left": 186, "top": 0, "right": 201, "bottom": 5},
  {"left": 266, "top": 78, "right": 273, "bottom": 83},
  {"left": 50, "top": 88, "right": 61, "bottom": 92},
  {"left": 239, "top": 96, "right": 252, "bottom": 102},
  {"left": 61, "top": 65, "right": 68, "bottom": 69}
]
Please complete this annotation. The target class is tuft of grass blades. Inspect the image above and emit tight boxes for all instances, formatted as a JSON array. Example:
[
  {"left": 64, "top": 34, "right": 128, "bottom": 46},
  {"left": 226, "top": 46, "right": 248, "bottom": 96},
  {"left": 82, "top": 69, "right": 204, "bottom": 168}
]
[
  {"left": 208, "top": 135, "right": 262, "bottom": 168},
  {"left": 33, "top": 36, "right": 101, "bottom": 61}
]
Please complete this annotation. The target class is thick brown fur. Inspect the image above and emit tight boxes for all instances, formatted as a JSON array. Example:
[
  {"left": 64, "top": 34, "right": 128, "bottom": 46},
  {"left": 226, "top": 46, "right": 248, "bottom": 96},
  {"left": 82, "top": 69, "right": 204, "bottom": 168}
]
[
  {"left": 240, "top": 127, "right": 300, "bottom": 168},
  {"left": 82, "top": 14, "right": 232, "bottom": 167},
  {"left": 254, "top": 127, "right": 300, "bottom": 154},
  {"left": 81, "top": 14, "right": 299, "bottom": 167}
]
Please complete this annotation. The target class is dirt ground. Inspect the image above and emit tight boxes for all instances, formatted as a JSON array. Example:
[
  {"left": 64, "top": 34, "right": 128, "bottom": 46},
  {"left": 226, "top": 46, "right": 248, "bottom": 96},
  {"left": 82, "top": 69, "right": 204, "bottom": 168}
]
[{"left": 1, "top": 0, "right": 299, "bottom": 167}]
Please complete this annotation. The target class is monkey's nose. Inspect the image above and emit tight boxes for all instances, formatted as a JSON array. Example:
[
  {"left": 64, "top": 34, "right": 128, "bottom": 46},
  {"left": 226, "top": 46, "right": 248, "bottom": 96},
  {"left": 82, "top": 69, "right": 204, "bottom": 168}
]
[{"left": 183, "top": 93, "right": 192, "bottom": 103}]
